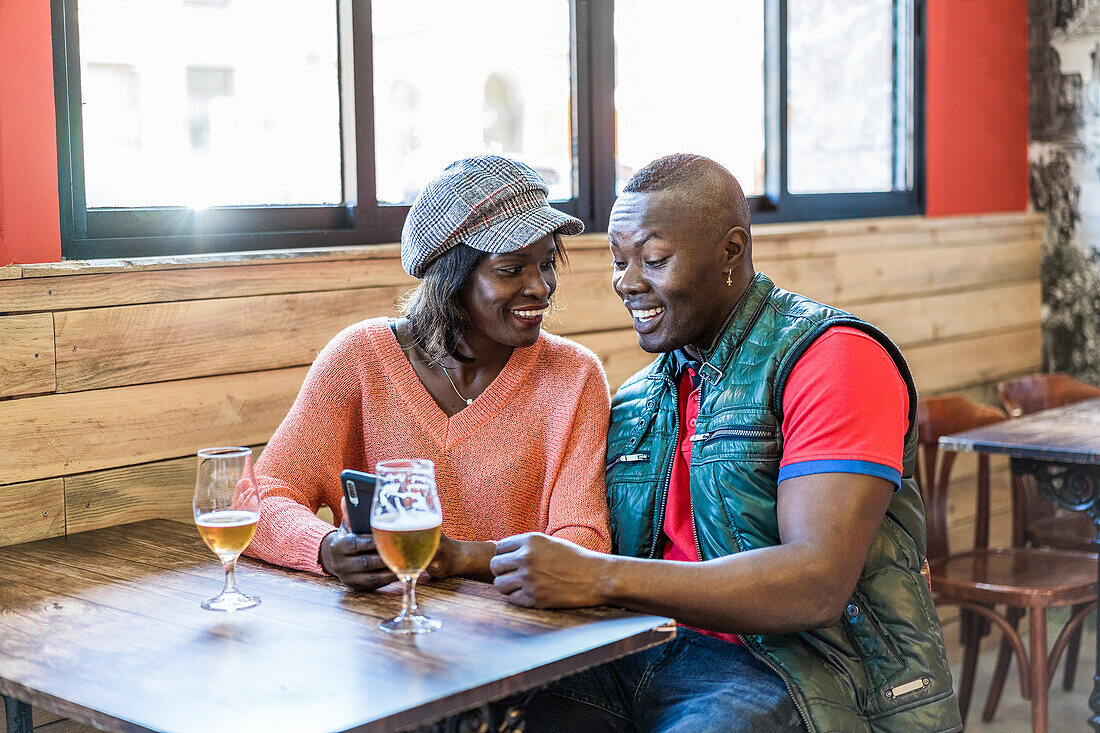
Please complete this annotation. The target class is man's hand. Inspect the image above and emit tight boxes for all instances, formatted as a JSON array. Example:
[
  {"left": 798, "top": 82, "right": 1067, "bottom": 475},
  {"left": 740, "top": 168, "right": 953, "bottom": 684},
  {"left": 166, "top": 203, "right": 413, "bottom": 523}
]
[
  {"left": 490, "top": 533, "right": 609, "bottom": 608},
  {"left": 485, "top": 475, "right": 894, "bottom": 634},
  {"left": 319, "top": 500, "right": 396, "bottom": 591}
]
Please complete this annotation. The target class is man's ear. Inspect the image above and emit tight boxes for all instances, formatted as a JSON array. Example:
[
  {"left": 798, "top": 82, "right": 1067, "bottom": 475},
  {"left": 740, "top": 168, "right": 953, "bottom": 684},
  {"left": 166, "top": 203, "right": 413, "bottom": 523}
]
[{"left": 724, "top": 226, "right": 750, "bottom": 266}]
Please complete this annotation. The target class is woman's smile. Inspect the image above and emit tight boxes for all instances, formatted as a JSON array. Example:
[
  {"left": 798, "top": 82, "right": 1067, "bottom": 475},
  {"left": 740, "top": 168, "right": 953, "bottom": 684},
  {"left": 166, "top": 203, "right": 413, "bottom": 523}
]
[{"left": 510, "top": 304, "right": 550, "bottom": 326}]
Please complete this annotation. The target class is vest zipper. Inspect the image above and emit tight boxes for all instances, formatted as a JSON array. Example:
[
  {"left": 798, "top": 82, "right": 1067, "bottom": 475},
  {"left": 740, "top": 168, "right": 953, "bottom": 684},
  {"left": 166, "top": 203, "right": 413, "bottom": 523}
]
[
  {"left": 689, "top": 379, "right": 706, "bottom": 560},
  {"left": 605, "top": 452, "right": 650, "bottom": 472},
  {"left": 647, "top": 377, "right": 678, "bottom": 560},
  {"left": 688, "top": 487, "right": 702, "bottom": 560},
  {"left": 689, "top": 426, "right": 776, "bottom": 443},
  {"left": 690, "top": 380, "right": 807, "bottom": 728},
  {"left": 743, "top": 638, "right": 814, "bottom": 732}
]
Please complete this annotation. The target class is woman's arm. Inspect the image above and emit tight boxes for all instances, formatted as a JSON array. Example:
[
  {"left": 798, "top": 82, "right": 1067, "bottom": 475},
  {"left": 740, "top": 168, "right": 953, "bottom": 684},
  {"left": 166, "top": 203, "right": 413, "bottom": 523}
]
[
  {"left": 248, "top": 326, "right": 367, "bottom": 574},
  {"left": 543, "top": 353, "right": 613, "bottom": 553}
]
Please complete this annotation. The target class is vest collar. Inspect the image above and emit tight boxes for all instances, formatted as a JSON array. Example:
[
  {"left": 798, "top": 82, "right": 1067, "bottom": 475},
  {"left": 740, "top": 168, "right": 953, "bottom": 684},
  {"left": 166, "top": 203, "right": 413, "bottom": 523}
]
[
  {"left": 688, "top": 272, "right": 775, "bottom": 386},
  {"left": 653, "top": 272, "right": 776, "bottom": 386}
]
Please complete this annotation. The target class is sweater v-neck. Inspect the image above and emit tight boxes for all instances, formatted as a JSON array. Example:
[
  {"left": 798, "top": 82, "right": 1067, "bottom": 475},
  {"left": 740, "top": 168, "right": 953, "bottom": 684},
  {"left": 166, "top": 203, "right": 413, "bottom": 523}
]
[{"left": 371, "top": 320, "right": 542, "bottom": 449}]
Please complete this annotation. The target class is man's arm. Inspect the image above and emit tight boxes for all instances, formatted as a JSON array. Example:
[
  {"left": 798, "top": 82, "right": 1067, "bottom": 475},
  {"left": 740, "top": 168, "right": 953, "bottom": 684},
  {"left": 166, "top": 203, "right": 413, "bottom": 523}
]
[{"left": 491, "top": 472, "right": 892, "bottom": 634}]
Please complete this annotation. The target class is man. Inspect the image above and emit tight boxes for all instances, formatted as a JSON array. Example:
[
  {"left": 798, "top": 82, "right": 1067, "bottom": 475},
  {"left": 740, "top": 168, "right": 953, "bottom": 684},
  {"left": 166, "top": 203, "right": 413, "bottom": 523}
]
[{"left": 489, "top": 154, "right": 962, "bottom": 732}]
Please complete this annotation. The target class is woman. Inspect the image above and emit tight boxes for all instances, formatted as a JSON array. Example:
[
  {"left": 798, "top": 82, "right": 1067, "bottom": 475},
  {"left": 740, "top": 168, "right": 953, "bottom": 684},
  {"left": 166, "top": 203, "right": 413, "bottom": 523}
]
[{"left": 248, "top": 155, "right": 612, "bottom": 590}]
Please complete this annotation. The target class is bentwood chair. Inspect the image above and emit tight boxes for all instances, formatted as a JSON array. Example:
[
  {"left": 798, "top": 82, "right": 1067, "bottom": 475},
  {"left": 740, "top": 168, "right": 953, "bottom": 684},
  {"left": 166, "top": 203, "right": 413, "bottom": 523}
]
[
  {"left": 980, "top": 373, "right": 1100, "bottom": 715},
  {"left": 916, "top": 395, "right": 1097, "bottom": 733}
]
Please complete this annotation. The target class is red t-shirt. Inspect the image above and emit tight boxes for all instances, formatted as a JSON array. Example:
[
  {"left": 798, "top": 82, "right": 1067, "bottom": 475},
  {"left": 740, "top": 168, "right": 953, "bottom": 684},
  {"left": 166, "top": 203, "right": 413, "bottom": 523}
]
[{"left": 660, "top": 326, "right": 909, "bottom": 643}]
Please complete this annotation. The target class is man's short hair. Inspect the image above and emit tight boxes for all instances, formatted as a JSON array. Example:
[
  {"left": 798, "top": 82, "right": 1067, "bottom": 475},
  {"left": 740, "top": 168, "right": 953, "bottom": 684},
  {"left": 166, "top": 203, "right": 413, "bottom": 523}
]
[{"left": 623, "top": 153, "right": 751, "bottom": 234}]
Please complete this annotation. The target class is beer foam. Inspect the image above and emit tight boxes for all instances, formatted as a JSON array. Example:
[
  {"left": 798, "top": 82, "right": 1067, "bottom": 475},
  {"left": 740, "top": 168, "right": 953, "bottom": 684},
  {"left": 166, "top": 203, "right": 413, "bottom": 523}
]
[
  {"left": 370, "top": 513, "right": 442, "bottom": 532},
  {"left": 196, "top": 510, "right": 259, "bottom": 527}
]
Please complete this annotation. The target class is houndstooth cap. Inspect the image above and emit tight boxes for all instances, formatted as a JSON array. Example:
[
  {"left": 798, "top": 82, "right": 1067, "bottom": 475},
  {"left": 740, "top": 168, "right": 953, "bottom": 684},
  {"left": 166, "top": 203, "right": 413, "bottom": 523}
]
[{"left": 400, "top": 155, "right": 584, "bottom": 278}]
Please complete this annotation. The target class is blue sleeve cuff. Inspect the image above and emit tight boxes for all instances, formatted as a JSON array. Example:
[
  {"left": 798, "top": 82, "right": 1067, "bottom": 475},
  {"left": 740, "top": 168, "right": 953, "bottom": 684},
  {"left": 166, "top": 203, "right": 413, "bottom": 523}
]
[{"left": 778, "top": 459, "right": 902, "bottom": 490}]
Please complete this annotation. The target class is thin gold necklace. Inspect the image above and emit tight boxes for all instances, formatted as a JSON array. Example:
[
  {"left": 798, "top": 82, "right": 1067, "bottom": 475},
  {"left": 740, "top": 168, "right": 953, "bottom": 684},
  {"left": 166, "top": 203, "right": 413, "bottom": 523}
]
[
  {"left": 397, "top": 334, "right": 474, "bottom": 406},
  {"left": 439, "top": 362, "right": 473, "bottom": 406}
]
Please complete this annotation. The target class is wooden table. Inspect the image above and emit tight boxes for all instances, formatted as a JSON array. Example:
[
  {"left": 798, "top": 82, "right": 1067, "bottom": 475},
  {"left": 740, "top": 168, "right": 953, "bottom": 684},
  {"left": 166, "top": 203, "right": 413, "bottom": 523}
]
[
  {"left": 0, "top": 520, "right": 675, "bottom": 733},
  {"left": 940, "top": 397, "right": 1100, "bottom": 730}
]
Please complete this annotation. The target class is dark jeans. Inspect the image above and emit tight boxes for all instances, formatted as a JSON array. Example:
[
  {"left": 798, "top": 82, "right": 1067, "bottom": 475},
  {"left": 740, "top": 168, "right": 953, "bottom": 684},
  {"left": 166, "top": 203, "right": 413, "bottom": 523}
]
[{"left": 524, "top": 628, "right": 805, "bottom": 732}]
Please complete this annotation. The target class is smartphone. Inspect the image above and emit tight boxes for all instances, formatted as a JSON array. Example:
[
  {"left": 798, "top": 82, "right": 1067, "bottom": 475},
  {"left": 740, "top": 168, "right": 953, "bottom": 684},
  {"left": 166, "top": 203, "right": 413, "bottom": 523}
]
[{"left": 340, "top": 469, "right": 378, "bottom": 535}]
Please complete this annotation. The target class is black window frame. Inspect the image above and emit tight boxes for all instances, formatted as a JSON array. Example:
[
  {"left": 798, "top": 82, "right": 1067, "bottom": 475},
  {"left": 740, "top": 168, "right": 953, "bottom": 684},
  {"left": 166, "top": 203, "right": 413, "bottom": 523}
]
[{"left": 53, "top": 0, "right": 923, "bottom": 261}]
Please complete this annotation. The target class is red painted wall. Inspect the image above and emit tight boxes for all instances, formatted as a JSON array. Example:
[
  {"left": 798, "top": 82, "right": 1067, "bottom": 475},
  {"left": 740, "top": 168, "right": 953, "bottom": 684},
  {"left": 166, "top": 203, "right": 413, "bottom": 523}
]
[
  {"left": 0, "top": 1, "right": 62, "bottom": 266},
  {"left": 925, "top": 0, "right": 1030, "bottom": 216},
  {"left": 0, "top": 1, "right": 1029, "bottom": 265}
]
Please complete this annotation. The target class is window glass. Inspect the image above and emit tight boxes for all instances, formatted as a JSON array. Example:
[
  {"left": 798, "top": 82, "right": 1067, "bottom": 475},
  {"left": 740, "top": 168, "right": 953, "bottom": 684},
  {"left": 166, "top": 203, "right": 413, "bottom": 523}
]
[
  {"left": 372, "top": 0, "right": 573, "bottom": 205},
  {"left": 613, "top": 0, "right": 766, "bottom": 195},
  {"left": 78, "top": 0, "right": 341, "bottom": 208},
  {"left": 787, "top": 0, "right": 897, "bottom": 193}
]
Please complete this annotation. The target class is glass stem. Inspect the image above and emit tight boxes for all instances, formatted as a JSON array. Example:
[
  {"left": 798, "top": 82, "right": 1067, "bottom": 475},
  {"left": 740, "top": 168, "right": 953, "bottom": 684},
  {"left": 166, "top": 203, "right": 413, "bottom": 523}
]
[
  {"left": 222, "top": 557, "right": 240, "bottom": 596},
  {"left": 401, "top": 575, "right": 420, "bottom": 618}
]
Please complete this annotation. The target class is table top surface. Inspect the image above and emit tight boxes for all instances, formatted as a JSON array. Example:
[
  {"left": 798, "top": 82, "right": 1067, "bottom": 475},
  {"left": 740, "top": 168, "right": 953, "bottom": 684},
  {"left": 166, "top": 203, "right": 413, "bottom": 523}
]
[
  {"left": 0, "top": 519, "right": 675, "bottom": 733},
  {"left": 938, "top": 397, "right": 1100, "bottom": 464}
]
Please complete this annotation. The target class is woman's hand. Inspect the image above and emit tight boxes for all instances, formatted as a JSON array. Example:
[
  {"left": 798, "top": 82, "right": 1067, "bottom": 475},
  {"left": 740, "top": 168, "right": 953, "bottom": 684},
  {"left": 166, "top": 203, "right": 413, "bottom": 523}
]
[
  {"left": 319, "top": 500, "right": 396, "bottom": 591},
  {"left": 426, "top": 533, "right": 496, "bottom": 583}
]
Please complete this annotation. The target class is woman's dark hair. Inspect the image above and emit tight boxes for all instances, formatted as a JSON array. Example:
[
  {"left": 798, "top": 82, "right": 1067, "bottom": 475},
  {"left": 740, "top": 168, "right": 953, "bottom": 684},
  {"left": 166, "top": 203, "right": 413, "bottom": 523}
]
[{"left": 401, "top": 234, "right": 567, "bottom": 363}]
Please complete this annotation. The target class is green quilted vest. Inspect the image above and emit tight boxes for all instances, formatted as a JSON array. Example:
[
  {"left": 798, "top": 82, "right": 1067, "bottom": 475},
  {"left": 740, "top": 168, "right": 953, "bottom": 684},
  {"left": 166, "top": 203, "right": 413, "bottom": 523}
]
[{"left": 606, "top": 273, "right": 962, "bottom": 733}]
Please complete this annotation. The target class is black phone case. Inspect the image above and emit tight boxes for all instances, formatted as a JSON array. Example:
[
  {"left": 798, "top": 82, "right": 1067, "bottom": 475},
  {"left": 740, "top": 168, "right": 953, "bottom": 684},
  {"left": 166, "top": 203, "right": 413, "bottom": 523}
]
[{"left": 340, "top": 469, "right": 377, "bottom": 534}]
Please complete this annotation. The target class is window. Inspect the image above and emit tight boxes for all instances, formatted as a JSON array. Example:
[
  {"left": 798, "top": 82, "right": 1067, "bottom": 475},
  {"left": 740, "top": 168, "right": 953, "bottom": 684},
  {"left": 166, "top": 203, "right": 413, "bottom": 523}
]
[
  {"left": 613, "top": 1, "right": 766, "bottom": 195},
  {"left": 371, "top": 2, "right": 574, "bottom": 204},
  {"left": 53, "top": 0, "right": 922, "bottom": 259}
]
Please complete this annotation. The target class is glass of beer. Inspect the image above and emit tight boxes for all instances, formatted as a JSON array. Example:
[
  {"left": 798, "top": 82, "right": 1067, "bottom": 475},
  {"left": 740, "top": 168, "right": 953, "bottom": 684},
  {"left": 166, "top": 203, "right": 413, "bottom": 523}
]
[
  {"left": 193, "top": 447, "right": 261, "bottom": 612},
  {"left": 371, "top": 458, "right": 442, "bottom": 634}
]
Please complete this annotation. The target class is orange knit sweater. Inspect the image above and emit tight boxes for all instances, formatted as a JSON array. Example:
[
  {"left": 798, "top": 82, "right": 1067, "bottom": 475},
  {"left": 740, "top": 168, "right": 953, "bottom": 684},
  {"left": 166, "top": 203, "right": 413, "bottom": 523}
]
[{"left": 248, "top": 318, "right": 612, "bottom": 574}]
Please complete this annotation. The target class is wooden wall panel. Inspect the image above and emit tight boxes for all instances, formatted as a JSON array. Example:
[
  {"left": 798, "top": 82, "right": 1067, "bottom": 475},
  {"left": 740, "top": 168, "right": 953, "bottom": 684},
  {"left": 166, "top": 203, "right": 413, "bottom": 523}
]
[
  {"left": 906, "top": 327, "right": 1043, "bottom": 394},
  {"left": 562, "top": 246, "right": 614, "bottom": 274},
  {"left": 0, "top": 479, "right": 64, "bottom": 547},
  {"left": 752, "top": 216, "right": 1042, "bottom": 257},
  {"left": 64, "top": 445, "right": 262, "bottom": 535},
  {"left": 0, "top": 313, "right": 54, "bottom": 397},
  {"left": 551, "top": 271, "right": 630, "bottom": 335},
  {"left": 756, "top": 256, "right": 838, "bottom": 304},
  {"left": 834, "top": 239, "right": 1040, "bottom": 303},
  {"left": 0, "top": 368, "right": 305, "bottom": 485},
  {"left": 54, "top": 287, "right": 405, "bottom": 392},
  {"left": 64, "top": 456, "right": 199, "bottom": 535},
  {"left": 0, "top": 258, "right": 415, "bottom": 314},
  {"left": 851, "top": 281, "right": 1041, "bottom": 346},
  {"left": 570, "top": 330, "right": 654, "bottom": 390}
]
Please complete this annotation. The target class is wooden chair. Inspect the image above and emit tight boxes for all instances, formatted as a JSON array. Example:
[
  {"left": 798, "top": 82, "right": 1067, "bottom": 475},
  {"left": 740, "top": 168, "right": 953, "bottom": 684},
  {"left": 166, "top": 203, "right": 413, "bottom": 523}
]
[
  {"left": 916, "top": 395, "right": 1097, "bottom": 733},
  {"left": 983, "top": 373, "right": 1100, "bottom": 710}
]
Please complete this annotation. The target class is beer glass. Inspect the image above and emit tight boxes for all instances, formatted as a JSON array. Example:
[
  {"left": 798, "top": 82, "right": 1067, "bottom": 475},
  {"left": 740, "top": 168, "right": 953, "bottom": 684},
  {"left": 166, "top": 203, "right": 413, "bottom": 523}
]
[
  {"left": 371, "top": 458, "right": 442, "bottom": 634},
  {"left": 193, "top": 447, "right": 261, "bottom": 611}
]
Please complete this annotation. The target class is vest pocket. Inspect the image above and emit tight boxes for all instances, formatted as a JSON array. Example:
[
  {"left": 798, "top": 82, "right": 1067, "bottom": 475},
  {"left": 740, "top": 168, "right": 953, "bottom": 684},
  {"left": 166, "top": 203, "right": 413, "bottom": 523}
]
[
  {"left": 690, "top": 426, "right": 776, "bottom": 443},
  {"left": 691, "top": 424, "right": 781, "bottom": 463},
  {"left": 605, "top": 452, "right": 651, "bottom": 473},
  {"left": 843, "top": 591, "right": 908, "bottom": 694}
]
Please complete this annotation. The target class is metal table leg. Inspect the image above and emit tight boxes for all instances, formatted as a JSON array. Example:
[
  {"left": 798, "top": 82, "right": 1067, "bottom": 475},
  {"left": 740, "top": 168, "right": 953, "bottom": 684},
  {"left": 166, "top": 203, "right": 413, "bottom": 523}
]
[
  {"left": 1012, "top": 458, "right": 1100, "bottom": 729},
  {"left": 3, "top": 695, "right": 32, "bottom": 733}
]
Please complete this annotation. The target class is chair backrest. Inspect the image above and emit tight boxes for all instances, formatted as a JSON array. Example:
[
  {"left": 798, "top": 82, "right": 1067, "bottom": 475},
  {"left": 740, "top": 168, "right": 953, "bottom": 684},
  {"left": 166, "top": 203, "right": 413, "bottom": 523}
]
[
  {"left": 997, "top": 372, "right": 1100, "bottom": 418},
  {"left": 915, "top": 395, "right": 1007, "bottom": 562}
]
